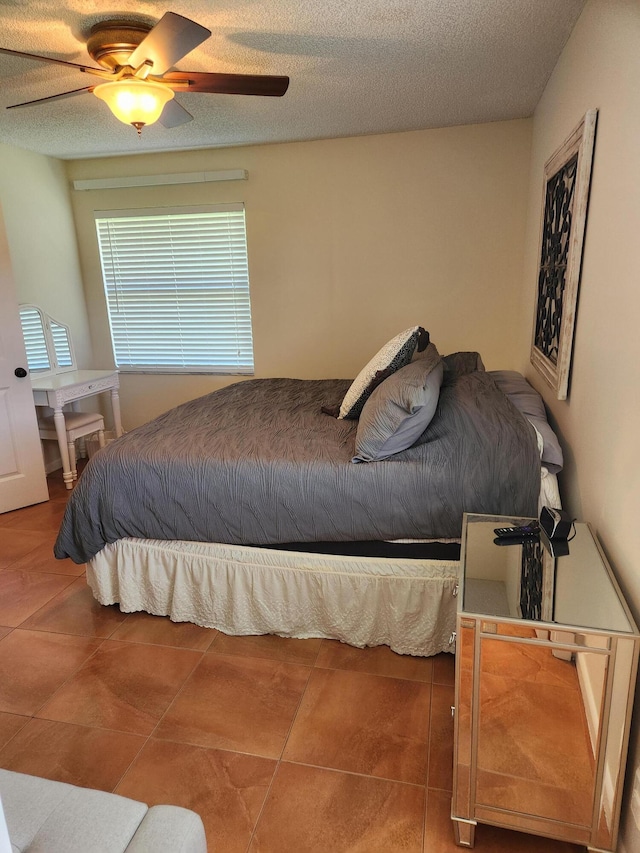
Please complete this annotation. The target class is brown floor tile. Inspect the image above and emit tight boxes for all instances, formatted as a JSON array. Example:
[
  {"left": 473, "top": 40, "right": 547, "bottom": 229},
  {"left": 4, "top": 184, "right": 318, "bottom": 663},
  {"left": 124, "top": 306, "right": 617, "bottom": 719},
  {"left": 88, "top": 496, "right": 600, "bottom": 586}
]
[
  {"left": 0, "top": 496, "right": 593, "bottom": 853},
  {"left": 155, "top": 653, "right": 310, "bottom": 758},
  {"left": 251, "top": 762, "right": 425, "bottom": 853},
  {"left": 0, "top": 629, "right": 102, "bottom": 715},
  {"left": 0, "top": 570, "right": 74, "bottom": 627},
  {"left": 111, "top": 611, "right": 216, "bottom": 651},
  {"left": 0, "top": 500, "right": 66, "bottom": 533},
  {"left": 428, "top": 683, "right": 455, "bottom": 791},
  {"left": 116, "top": 739, "right": 276, "bottom": 853},
  {"left": 20, "top": 576, "right": 127, "bottom": 637},
  {"left": 316, "top": 639, "right": 434, "bottom": 682},
  {"left": 433, "top": 652, "right": 455, "bottom": 686},
  {"left": 209, "top": 632, "right": 322, "bottom": 665},
  {"left": 46, "top": 496, "right": 71, "bottom": 508},
  {"left": 36, "top": 640, "right": 202, "bottom": 736},
  {"left": 0, "top": 712, "right": 28, "bottom": 750},
  {"left": 46, "top": 485, "right": 68, "bottom": 503},
  {"left": 427, "top": 788, "right": 583, "bottom": 852},
  {"left": 46, "top": 473, "right": 75, "bottom": 501},
  {"left": 0, "top": 528, "right": 51, "bottom": 569},
  {"left": 8, "top": 540, "right": 85, "bottom": 577},
  {"left": 0, "top": 717, "right": 145, "bottom": 792},
  {"left": 283, "top": 668, "right": 430, "bottom": 784}
]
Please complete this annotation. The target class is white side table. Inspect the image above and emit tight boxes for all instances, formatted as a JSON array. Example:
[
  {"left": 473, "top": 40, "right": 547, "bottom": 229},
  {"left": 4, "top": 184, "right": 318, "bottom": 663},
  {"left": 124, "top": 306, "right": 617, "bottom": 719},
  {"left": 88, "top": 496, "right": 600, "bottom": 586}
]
[{"left": 31, "top": 369, "right": 123, "bottom": 489}]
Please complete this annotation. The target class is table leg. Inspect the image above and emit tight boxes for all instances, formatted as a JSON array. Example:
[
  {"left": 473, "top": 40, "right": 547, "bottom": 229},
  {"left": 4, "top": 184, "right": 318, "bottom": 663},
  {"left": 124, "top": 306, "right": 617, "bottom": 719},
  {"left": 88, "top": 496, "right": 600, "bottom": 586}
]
[
  {"left": 67, "top": 439, "right": 78, "bottom": 480},
  {"left": 110, "top": 388, "right": 124, "bottom": 437},
  {"left": 452, "top": 817, "right": 476, "bottom": 847},
  {"left": 53, "top": 409, "right": 74, "bottom": 490}
]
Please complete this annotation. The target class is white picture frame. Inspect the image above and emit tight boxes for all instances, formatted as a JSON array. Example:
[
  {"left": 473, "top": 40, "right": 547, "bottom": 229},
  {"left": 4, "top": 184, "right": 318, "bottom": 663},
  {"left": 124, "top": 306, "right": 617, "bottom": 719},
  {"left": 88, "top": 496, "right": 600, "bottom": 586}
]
[{"left": 530, "top": 109, "right": 598, "bottom": 400}]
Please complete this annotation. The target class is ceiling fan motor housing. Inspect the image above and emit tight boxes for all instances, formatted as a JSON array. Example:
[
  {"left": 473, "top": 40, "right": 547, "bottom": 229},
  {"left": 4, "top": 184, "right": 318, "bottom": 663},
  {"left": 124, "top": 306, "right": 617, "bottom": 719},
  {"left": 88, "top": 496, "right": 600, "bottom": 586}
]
[{"left": 86, "top": 20, "right": 152, "bottom": 70}]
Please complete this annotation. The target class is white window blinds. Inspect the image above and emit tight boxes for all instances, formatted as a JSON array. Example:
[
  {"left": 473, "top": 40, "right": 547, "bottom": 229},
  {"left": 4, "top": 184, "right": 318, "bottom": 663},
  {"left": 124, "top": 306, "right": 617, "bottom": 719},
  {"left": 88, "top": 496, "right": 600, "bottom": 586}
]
[{"left": 95, "top": 204, "right": 254, "bottom": 373}]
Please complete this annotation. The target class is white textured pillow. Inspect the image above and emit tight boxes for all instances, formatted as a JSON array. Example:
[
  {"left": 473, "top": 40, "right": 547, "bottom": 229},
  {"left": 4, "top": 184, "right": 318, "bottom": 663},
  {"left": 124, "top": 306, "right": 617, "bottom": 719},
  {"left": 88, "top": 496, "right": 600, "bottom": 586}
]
[{"left": 338, "top": 326, "right": 424, "bottom": 420}]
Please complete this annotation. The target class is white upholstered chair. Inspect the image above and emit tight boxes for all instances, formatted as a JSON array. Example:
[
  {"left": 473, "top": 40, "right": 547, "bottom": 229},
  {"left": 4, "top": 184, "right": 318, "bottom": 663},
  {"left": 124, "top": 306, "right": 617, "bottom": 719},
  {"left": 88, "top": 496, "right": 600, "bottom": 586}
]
[{"left": 38, "top": 411, "right": 105, "bottom": 483}]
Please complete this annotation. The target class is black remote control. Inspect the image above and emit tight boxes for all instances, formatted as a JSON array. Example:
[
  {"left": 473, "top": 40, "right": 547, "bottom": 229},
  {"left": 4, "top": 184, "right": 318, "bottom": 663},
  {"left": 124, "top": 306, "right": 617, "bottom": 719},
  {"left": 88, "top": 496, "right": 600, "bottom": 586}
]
[
  {"left": 493, "top": 523, "right": 539, "bottom": 538},
  {"left": 493, "top": 536, "right": 530, "bottom": 546}
]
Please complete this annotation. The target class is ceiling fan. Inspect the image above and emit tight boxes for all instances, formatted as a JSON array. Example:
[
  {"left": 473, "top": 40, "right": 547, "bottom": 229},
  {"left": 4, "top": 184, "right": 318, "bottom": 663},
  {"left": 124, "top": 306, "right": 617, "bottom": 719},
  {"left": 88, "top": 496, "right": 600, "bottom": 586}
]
[{"left": 0, "top": 11, "right": 289, "bottom": 135}]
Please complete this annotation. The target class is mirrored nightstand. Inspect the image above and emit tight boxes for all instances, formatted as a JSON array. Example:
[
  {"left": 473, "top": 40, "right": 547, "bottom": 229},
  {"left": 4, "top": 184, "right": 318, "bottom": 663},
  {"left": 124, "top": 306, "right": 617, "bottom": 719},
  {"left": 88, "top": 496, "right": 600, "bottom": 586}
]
[{"left": 451, "top": 513, "right": 640, "bottom": 852}]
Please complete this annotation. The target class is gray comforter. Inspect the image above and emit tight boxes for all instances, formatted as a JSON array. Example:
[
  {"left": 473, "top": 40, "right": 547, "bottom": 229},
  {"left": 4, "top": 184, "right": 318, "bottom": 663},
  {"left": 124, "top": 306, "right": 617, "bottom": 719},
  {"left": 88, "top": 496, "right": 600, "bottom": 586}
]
[{"left": 54, "top": 368, "right": 540, "bottom": 563}]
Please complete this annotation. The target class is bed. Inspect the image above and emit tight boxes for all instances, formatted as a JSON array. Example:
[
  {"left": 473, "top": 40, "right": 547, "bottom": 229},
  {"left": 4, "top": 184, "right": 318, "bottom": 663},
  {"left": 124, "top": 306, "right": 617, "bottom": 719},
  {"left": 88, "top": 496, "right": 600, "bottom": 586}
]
[{"left": 54, "top": 344, "right": 562, "bottom": 656}]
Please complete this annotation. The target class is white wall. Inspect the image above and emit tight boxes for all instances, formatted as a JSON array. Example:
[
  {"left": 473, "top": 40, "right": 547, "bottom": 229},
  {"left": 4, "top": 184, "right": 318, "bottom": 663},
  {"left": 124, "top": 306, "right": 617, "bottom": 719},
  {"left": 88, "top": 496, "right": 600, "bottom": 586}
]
[
  {"left": 0, "top": 144, "right": 94, "bottom": 468},
  {"left": 517, "top": 2, "right": 640, "bottom": 848},
  {"left": 67, "top": 119, "right": 532, "bottom": 428},
  {"left": 0, "top": 144, "right": 92, "bottom": 367}
]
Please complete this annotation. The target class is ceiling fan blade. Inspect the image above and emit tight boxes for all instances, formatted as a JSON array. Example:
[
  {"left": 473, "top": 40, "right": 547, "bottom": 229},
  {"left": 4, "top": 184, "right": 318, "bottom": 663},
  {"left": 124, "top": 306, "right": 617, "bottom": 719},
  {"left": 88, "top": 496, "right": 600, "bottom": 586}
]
[
  {"left": 0, "top": 46, "right": 101, "bottom": 74},
  {"left": 159, "top": 98, "right": 193, "bottom": 128},
  {"left": 6, "top": 86, "right": 93, "bottom": 109},
  {"left": 127, "top": 12, "right": 211, "bottom": 76},
  {"left": 163, "top": 71, "right": 289, "bottom": 97}
]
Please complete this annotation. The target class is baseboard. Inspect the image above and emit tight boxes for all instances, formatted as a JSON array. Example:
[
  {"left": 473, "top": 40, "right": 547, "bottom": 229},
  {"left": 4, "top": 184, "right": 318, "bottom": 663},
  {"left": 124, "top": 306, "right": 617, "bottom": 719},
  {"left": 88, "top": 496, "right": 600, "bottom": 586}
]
[{"left": 44, "top": 457, "right": 62, "bottom": 476}]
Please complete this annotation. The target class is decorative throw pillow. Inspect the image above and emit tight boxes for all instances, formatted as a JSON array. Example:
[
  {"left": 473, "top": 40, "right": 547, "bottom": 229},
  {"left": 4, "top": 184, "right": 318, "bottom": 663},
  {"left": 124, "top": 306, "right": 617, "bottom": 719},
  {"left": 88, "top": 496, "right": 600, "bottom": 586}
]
[
  {"left": 352, "top": 344, "right": 444, "bottom": 462},
  {"left": 338, "top": 326, "right": 425, "bottom": 420}
]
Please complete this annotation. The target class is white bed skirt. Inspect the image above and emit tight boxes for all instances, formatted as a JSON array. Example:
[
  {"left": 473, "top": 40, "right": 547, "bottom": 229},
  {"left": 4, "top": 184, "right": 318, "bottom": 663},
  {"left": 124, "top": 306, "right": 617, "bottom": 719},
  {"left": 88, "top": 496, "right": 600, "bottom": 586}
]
[{"left": 87, "top": 538, "right": 460, "bottom": 657}]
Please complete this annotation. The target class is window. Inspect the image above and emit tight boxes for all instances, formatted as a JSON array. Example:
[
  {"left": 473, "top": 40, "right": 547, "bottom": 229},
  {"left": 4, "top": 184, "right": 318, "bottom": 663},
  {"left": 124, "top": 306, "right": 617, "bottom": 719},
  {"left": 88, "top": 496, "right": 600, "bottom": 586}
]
[
  {"left": 19, "top": 305, "right": 75, "bottom": 374},
  {"left": 95, "top": 204, "right": 254, "bottom": 373}
]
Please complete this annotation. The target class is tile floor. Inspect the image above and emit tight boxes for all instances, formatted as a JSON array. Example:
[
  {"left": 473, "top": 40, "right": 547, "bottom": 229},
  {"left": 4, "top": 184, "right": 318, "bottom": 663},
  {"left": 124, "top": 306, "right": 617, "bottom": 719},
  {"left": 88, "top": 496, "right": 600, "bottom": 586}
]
[{"left": 0, "top": 470, "right": 586, "bottom": 852}]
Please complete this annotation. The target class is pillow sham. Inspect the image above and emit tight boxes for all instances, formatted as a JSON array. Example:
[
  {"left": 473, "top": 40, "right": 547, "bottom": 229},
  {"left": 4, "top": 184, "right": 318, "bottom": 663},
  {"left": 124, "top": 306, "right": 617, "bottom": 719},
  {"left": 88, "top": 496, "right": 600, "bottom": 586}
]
[
  {"left": 339, "top": 326, "right": 425, "bottom": 420},
  {"left": 352, "top": 344, "right": 444, "bottom": 462},
  {"left": 489, "top": 370, "right": 563, "bottom": 473}
]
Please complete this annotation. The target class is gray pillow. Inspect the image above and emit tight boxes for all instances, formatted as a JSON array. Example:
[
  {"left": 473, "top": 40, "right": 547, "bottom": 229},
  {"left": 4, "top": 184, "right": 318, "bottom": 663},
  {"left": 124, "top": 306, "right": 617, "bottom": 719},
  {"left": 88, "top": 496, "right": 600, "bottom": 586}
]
[
  {"left": 352, "top": 344, "right": 444, "bottom": 463},
  {"left": 489, "top": 370, "right": 563, "bottom": 473},
  {"left": 338, "top": 326, "right": 424, "bottom": 420}
]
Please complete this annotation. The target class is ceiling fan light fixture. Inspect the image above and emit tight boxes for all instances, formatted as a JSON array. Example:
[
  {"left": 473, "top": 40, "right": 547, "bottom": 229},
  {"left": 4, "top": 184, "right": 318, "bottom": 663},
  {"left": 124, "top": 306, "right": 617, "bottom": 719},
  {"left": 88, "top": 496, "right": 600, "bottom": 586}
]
[{"left": 94, "top": 79, "right": 174, "bottom": 133}]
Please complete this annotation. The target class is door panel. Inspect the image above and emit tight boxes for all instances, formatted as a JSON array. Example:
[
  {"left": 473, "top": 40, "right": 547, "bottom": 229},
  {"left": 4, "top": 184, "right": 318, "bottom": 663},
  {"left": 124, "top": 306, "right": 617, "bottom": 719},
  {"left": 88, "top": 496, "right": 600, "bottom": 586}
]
[{"left": 0, "top": 204, "right": 48, "bottom": 512}]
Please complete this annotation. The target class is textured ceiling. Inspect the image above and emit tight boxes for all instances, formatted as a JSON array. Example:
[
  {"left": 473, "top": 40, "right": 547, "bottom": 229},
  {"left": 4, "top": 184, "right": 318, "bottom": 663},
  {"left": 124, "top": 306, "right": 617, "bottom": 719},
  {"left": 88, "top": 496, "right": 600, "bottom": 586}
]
[{"left": 0, "top": 0, "right": 586, "bottom": 161}]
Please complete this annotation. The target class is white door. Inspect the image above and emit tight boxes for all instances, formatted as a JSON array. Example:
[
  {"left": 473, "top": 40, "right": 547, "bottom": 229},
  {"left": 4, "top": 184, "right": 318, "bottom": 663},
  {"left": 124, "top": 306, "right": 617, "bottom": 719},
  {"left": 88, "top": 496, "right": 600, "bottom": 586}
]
[{"left": 0, "top": 204, "right": 48, "bottom": 512}]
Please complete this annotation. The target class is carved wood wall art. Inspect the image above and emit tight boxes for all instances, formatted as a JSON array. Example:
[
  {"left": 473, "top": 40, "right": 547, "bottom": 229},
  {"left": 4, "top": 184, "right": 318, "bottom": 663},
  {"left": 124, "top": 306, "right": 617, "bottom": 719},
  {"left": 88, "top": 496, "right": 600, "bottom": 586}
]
[{"left": 531, "top": 109, "right": 597, "bottom": 400}]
